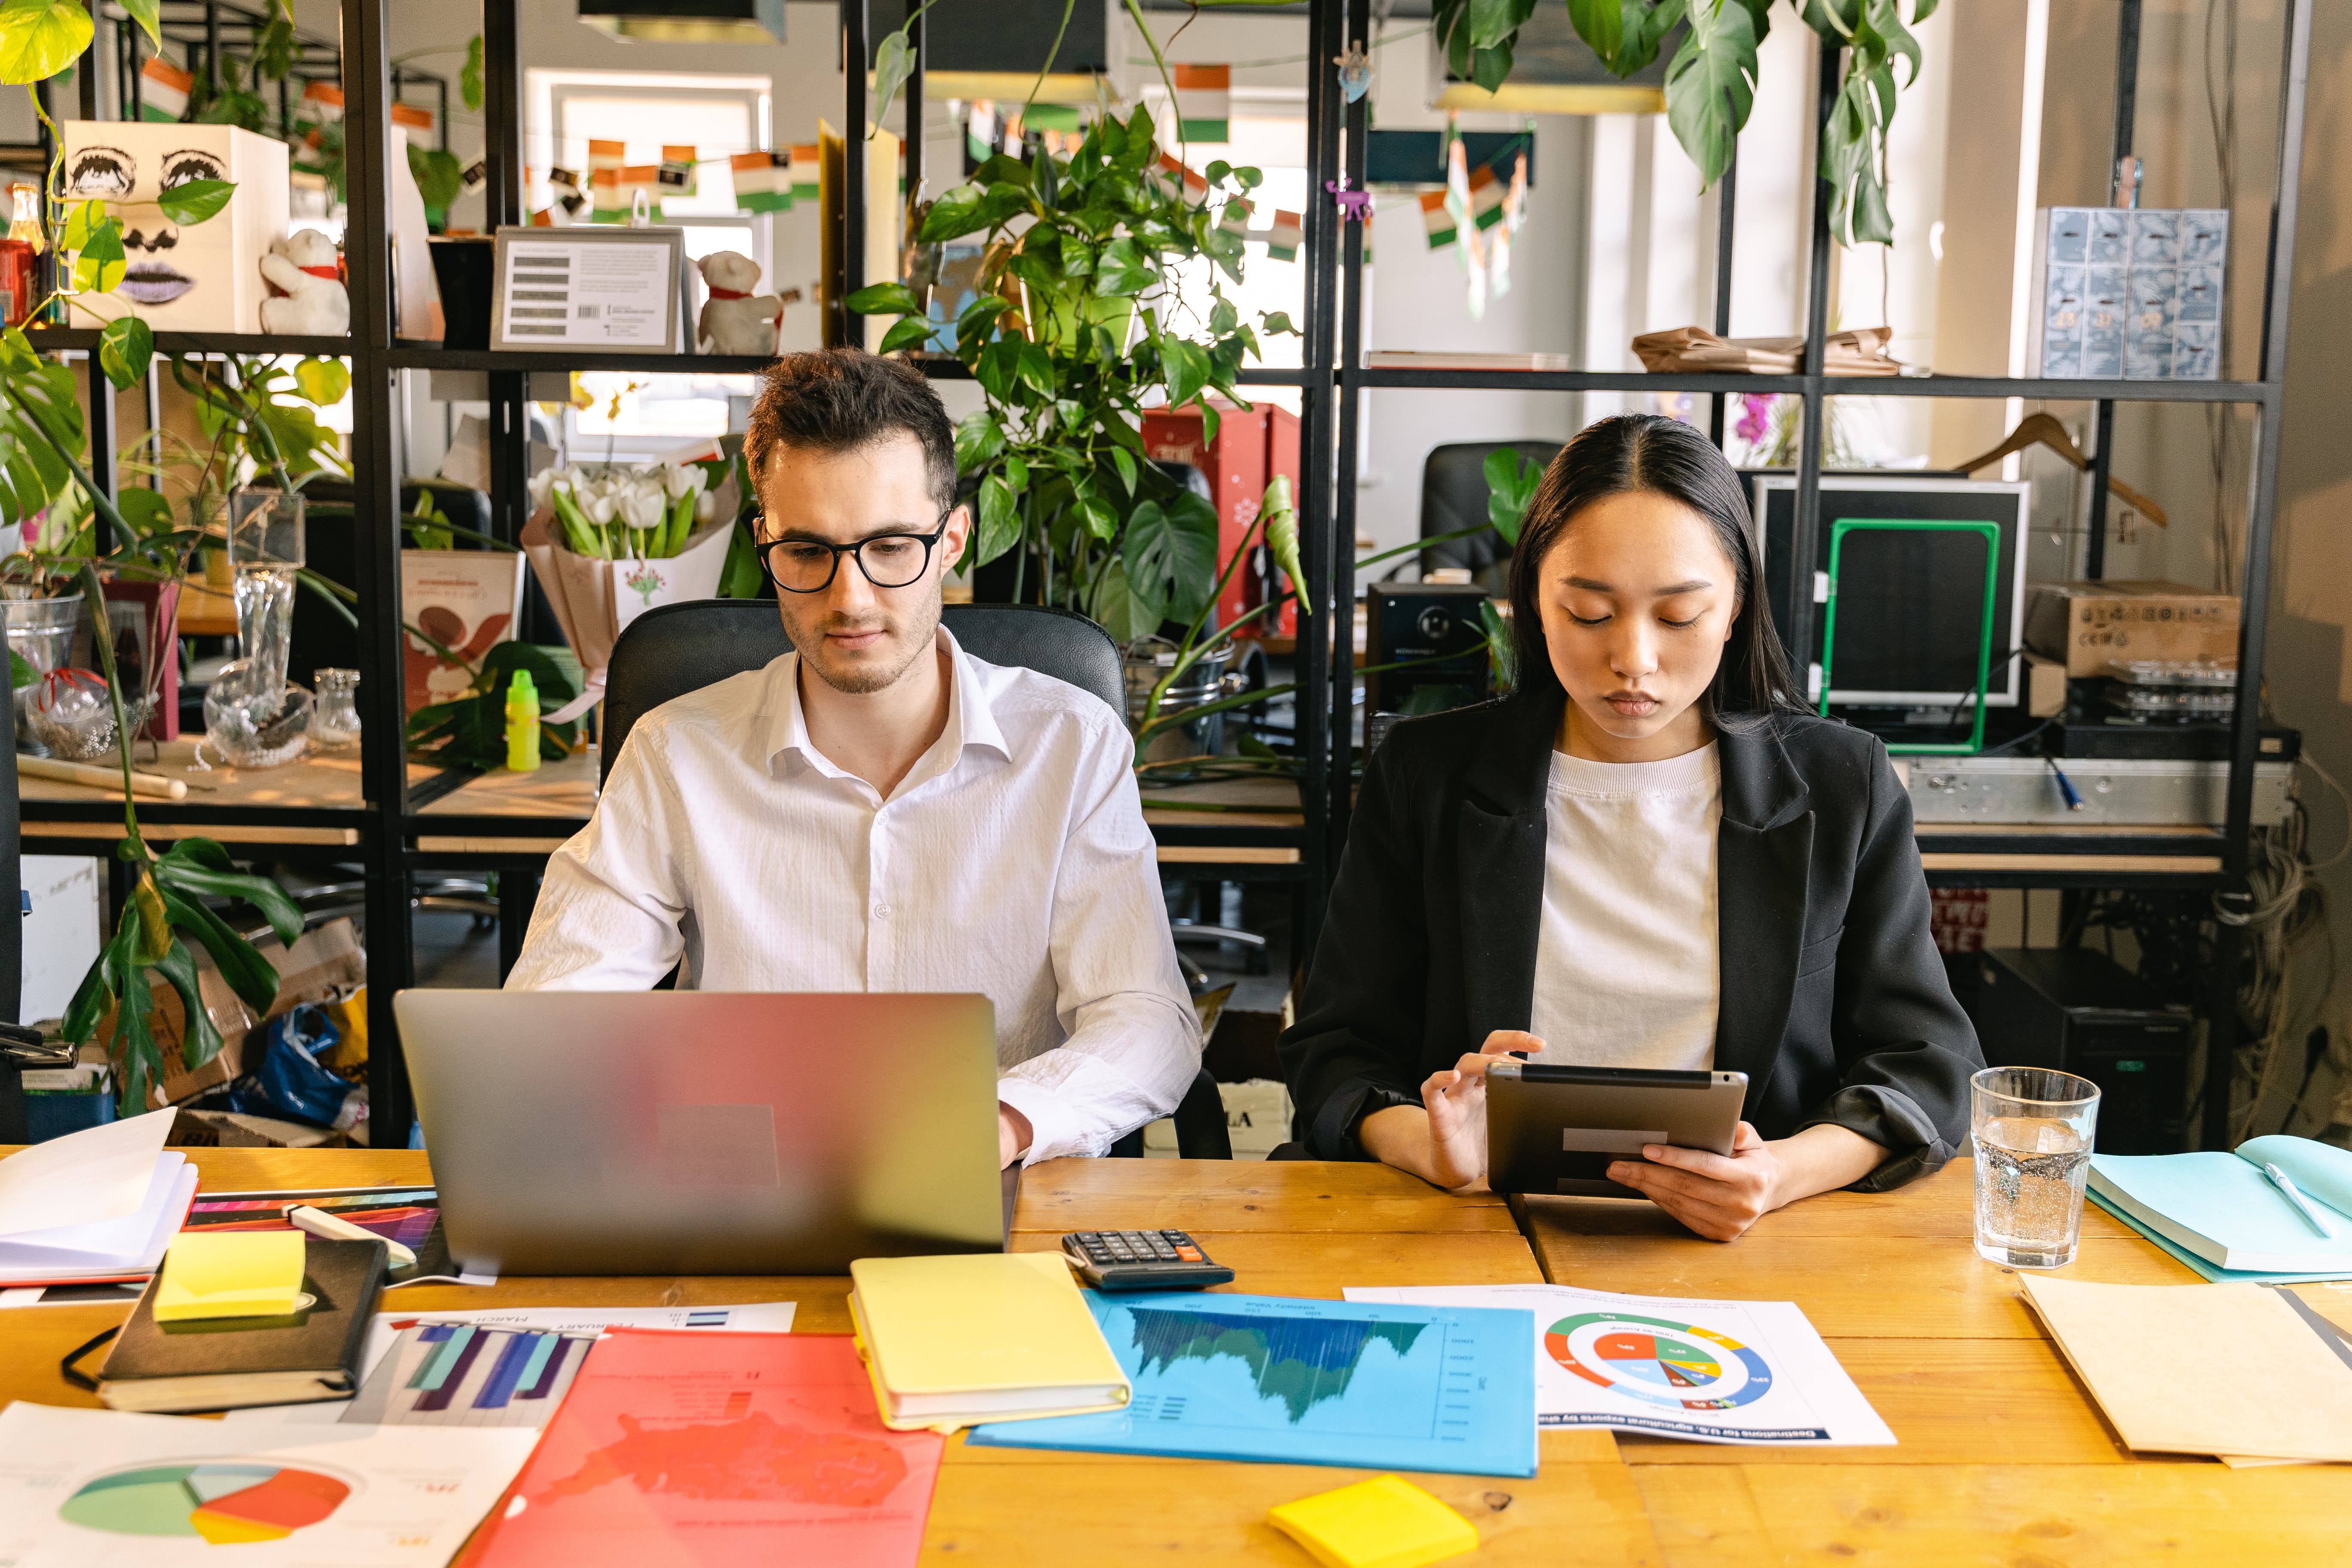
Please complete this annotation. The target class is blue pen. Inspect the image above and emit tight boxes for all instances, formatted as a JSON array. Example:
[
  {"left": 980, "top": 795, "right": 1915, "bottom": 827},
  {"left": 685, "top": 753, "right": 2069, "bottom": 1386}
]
[{"left": 2264, "top": 1163, "right": 2338, "bottom": 1239}]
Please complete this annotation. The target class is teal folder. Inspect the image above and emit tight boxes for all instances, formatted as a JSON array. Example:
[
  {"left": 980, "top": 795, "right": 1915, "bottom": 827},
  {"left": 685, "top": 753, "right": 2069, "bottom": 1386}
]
[
  {"left": 2087, "top": 1190, "right": 2352, "bottom": 1284},
  {"left": 2088, "top": 1135, "right": 2352, "bottom": 1277}
]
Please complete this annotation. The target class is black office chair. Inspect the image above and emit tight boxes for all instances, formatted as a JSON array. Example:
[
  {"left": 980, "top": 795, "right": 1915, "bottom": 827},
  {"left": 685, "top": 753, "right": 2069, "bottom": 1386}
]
[
  {"left": 596, "top": 598, "right": 1233, "bottom": 1160},
  {"left": 1419, "top": 440, "right": 1563, "bottom": 593}
]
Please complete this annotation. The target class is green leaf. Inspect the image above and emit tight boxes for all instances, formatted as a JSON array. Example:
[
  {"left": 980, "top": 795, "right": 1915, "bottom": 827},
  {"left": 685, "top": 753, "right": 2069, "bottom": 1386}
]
[
  {"left": 871, "top": 27, "right": 914, "bottom": 139},
  {"left": 156, "top": 177, "right": 236, "bottom": 226},
  {"left": 8, "top": 649, "right": 33, "bottom": 689},
  {"left": 157, "top": 884, "right": 280, "bottom": 1016},
  {"left": 1124, "top": 490, "right": 1220, "bottom": 626},
  {"left": 877, "top": 315, "right": 935, "bottom": 355},
  {"left": 1094, "top": 236, "right": 1154, "bottom": 296},
  {"left": 461, "top": 32, "right": 484, "bottom": 112},
  {"left": 1002, "top": 452, "right": 1030, "bottom": 493},
  {"left": 1161, "top": 338, "right": 1213, "bottom": 410},
  {"left": 149, "top": 937, "right": 224, "bottom": 1072},
  {"left": 1663, "top": 0, "right": 1759, "bottom": 191},
  {"left": 119, "top": 0, "right": 161, "bottom": 50},
  {"left": 1481, "top": 597, "right": 1518, "bottom": 692},
  {"left": 846, "top": 281, "right": 922, "bottom": 316},
  {"left": 974, "top": 473, "right": 1020, "bottom": 565},
  {"left": 407, "top": 145, "right": 463, "bottom": 212},
  {"left": 0, "top": 0, "right": 94, "bottom": 85},
  {"left": 1108, "top": 446, "right": 1137, "bottom": 497},
  {"left": 59, "top": 197, "right": 107, "bottom": 251},
  {"left": 1567, "top": 0, "right": 1624, "bottom": 62},
  {"left": 1088, "top": 557, "right": 1162, "bottom": 642},
  {"left": 97, "top": 316, "right": 152, "bottom": 394},
  {"left": 956, "top": 294, "right": 1011, "bottom": 343},
  {"left": 257, "top": 10, "right": 295, "bottom": 80},
  {"left": 1259, "top": 310, "right": 1299, "bottom": 338},
  {"left": 114, "top": 485, "right": 175, "bottom": 536},
  {"left": 1016, "top": 342, "right": 1056, "bottom": 397},
  {"left": 1259, "top": 475, "right": 1307, "bottom": 608},
  {"left": 152, "top": 860, "right": 303, "bottom": 946},
  {"left": 955, "top": 409, "right": 1006, "bottom": 472},
  {"left": 1209, "top": 296, "right": 1238, "bottom": 337},
  {"left": 1483, "top": 446, "right": 1542, "bottom": 544},
  {"left": 294, "top": 356, "right": 349, "bottom": 406},
  {"left": 73, "top": 218, "right": 125, "bottom": 296}
]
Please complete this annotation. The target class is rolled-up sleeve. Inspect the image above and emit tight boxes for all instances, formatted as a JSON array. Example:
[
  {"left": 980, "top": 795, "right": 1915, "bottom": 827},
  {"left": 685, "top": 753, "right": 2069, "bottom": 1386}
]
[
  {"left": 998, "top": 722, "right": 1201, "bottom": 1163},
  {"left": 1801, "top": 743, "right": 1985, "bottom": 1190}
]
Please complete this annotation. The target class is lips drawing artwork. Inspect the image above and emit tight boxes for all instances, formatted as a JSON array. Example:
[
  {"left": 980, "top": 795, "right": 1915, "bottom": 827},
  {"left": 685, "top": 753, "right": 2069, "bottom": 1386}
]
[{"left": 56, "top": 121, "right": 291, "bottom": 333}]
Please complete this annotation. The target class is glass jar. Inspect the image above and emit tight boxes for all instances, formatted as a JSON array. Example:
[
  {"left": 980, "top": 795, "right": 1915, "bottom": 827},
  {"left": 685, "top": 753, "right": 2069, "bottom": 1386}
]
[
  {"left": 0, "top": 182, "right": 42, "bottom": 329},
  {"left": 310, "top": 668, "right": 361, "bottom": 750}
]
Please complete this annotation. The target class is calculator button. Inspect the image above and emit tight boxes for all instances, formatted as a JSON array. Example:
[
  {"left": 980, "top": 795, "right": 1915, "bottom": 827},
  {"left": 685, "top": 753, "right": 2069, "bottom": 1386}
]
[{"left": 1174, "top": 1247, "right": 1202, "bottom": 1261}]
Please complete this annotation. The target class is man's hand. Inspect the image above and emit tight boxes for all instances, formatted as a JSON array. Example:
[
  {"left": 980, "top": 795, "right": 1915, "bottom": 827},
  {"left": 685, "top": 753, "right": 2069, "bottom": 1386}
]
[
  {"left": 1604, "top": 1121, "right": 1887, "bottom": 1241},
  {"left": 1361, "top": 1030, "right": 1542, "bottom": 1190},
  {"left": 998, "top": 1104, "right": 1033, "bottom": 1170}
]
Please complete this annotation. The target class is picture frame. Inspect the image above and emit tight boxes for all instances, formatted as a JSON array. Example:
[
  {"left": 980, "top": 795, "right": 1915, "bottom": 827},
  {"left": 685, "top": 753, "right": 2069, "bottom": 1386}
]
[{"left": 489, "top": 224, "right": 686, "bottom": 355}]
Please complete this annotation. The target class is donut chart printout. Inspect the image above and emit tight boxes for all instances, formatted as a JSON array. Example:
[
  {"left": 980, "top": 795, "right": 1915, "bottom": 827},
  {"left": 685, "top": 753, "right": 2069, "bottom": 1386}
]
[
  {"left": 1344, "top": 1283, "right": 1894, "bottom": 1446},
  {"left": 0, "top": 1403, "right": 539, "bottom": 1566}
]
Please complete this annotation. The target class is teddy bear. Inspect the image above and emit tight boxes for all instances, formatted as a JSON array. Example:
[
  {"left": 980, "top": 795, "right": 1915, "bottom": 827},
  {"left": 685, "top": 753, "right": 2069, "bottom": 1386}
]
[
  {"left": 259, "top": 229, "right": 349, "bottom": 335},
  {"left": 695, "top": 250, "right": 783, "bottom": 357}
]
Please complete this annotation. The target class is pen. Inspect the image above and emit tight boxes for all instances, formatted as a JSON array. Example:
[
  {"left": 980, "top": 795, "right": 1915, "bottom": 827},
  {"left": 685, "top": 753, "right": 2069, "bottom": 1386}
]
[
  {"left": 288, "top": 1204, "right": 419, "bottom": 1268},
  {"left": 2263, "top": 1163, "right": 2338, "bottom": 1240}
]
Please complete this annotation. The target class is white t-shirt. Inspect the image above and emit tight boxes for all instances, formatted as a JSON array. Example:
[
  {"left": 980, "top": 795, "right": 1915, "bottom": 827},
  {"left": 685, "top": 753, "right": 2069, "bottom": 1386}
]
[{"left": 1526, "top": 742, "right": 1723, "bottom": 1070}]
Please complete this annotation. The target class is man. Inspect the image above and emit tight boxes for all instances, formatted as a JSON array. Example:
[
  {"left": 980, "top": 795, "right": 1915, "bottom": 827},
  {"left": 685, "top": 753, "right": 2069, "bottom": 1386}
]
[{"left": 507, "top": 349, "right": 1201, "bottom": 1168}]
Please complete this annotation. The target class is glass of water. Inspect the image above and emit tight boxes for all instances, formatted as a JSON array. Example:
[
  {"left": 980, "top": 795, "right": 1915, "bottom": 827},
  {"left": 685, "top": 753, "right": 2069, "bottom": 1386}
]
[{"left": 1972, "top": 1066, "right": 2100, "bottom": 1269}]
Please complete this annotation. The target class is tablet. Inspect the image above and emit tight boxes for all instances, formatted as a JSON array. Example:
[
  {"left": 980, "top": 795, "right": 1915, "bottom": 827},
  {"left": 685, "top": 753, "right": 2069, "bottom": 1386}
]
[{"left": 1484, "top": 1061, "right": 1750, "bottom": 1198}]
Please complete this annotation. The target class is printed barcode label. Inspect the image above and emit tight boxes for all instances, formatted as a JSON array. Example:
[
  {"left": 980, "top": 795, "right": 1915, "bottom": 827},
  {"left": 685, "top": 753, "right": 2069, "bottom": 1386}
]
[{"left": 575, "top": 303, "right": 600, "bottom": 319}]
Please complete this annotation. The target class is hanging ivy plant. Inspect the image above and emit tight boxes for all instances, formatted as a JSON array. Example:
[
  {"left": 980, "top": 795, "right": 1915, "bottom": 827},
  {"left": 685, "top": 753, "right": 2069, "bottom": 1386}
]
[{"left": 1434, "top": 0, "right": 1935, "bottom": 246}]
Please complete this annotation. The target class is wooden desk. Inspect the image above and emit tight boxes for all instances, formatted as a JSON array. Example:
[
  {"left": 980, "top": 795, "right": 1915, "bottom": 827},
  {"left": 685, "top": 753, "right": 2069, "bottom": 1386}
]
[
  {"left": 13, "top": 740, "right": 438, "bottom": 847},
  {"left": 1522, "top": 1158, "right": 2352, "bottom": 1563},
  {"left": 0, "top": 1150, "right": 1661, "bottom": 1567}
]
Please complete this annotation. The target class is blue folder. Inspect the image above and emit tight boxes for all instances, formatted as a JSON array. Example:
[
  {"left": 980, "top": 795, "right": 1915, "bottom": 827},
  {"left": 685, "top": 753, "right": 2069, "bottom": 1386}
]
[{"left": 965, "top": 1290, "right": 1539, "bottom": 1477}]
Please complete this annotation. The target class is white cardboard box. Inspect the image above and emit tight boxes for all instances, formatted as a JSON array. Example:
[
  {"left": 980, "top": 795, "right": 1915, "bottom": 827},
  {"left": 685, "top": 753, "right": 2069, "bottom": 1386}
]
[{"left": 59, "top": 121, "right": 290, "bottom": 334}]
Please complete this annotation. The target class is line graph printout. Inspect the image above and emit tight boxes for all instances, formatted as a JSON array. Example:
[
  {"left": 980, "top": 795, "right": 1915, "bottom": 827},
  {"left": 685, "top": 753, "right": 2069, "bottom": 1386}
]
[
  {"left": 965, "top": 1292, "right": 1536, "bottom": 1476},
  {"left": 1346, "top": 1284, "right": 1894, "bottom": 1446}
]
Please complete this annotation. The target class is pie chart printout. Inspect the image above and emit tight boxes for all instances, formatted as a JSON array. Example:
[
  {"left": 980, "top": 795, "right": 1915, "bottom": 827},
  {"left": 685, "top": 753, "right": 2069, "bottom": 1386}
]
[
  {"left": 1546, "top": 1312, "right": 1775, "bottom": 1411},
  {"left": 59, "top": 1461, "right": 355, "bottom": 1544}
]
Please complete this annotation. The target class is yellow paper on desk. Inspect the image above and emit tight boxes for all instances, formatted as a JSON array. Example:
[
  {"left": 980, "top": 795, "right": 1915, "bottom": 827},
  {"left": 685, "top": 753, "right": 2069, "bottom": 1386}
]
[
  {"left": 152, "top": 1231, "right": 307, "bottom": 1322},
  {"left": 1269, "top": 1476, "right": 1478, "bottom": 1568},
  {"left": 847, "top": 1250, "right": 1128, "bottom": 1432}
]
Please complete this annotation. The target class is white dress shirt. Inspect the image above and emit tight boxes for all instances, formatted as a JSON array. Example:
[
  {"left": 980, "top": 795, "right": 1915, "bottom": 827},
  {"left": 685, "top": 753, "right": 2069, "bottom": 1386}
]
[
  {"left": 1527, "top": 743, "right": 1722, "bottom": 1070},
  {"left": 506, "top": 628, "right": 1202, "bottom": 1163}
]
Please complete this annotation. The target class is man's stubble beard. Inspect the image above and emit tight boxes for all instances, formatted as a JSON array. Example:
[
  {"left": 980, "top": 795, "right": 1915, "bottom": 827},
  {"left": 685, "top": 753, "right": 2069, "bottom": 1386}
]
[{"left": 783, "top": 589, "right": 944, "bottom": 696}]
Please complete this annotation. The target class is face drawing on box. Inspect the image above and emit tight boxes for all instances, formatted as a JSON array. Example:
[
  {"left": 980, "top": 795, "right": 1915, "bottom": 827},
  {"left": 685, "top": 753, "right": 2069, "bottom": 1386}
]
[{"left": 64, "top": 145, "right": 227, "bottom": 306}]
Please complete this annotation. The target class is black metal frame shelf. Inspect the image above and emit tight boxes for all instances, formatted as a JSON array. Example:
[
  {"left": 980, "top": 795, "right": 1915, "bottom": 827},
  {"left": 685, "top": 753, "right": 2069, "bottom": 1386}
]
[{"left": 16, "top": 0, "right": 2309, "bottom": 1154}]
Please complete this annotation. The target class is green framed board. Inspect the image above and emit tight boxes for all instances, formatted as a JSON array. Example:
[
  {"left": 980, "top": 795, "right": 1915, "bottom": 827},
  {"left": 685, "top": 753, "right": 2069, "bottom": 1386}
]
[{"left": 1817, "top": 518, "right": 2001, "bottom": 756}]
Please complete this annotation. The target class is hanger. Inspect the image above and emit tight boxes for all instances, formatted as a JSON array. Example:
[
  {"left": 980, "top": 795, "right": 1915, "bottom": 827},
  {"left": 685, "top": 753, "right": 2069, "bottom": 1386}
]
[{"left": 1954, "top": 412, "right": 2167, "bottom": 528}]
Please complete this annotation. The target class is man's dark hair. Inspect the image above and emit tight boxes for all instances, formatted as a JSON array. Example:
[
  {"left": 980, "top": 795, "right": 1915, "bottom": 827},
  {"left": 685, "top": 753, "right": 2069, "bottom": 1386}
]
[{"left": 743, "top": 349, "right": 957, "bottom": 512}]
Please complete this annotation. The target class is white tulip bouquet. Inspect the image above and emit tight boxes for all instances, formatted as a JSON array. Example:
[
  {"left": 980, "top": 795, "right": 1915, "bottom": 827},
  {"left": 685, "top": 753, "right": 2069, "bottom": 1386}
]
[{"left": 527, "top": 461, "right": 719, "bottom": 561}]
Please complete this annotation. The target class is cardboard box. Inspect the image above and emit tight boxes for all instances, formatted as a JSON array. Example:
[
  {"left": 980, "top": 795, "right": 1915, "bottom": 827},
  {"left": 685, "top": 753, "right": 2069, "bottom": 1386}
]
[
  {"left": 170, "top": 1108, "right": 349, "bottom": 1149},
  {"left": 98, "top": 948, "right": 258, "bottom": 1110},
  {"left": 2023, "top": 580, "right": 2240, "bottom": 677},
  {"left": 59, "top": 121, "right": 291, "bottom": 335},
  {"left": 255, "top": 917, "right": 366, "bottom": 1021},
  {"left": 2024, "top": 651, "right": 2067, "bottom": 718}
]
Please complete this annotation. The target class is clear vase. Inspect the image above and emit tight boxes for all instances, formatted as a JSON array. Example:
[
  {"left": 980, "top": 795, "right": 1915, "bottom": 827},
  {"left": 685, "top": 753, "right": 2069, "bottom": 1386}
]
[{"left": 310, "top": 667, "right": 361, "bottom": 750}]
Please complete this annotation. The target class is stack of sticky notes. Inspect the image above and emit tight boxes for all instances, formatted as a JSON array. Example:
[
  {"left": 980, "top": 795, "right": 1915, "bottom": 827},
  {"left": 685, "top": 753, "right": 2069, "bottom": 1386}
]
[
  {"left": 847, "top": 1251, "right": 1129, "bottom": 1432},
  {"left": 152, "top": 1232, "right": 308, "bottom": 1321},
  {"left": 1269, "top": 1477, "right": 1478, "bottom": 1568}
]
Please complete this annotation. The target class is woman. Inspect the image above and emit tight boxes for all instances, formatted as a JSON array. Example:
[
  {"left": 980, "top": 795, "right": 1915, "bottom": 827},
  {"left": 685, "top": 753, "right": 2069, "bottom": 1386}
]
[{"left": 1280, "top": 414, "right": 1982, "bottom": 1238}]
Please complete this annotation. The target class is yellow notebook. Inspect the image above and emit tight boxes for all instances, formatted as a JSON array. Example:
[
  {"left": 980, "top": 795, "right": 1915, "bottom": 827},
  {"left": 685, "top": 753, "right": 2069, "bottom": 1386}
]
[
  {"left": 1268, "top": 1477, "right": 1478, "bottom": 1568},
  {"left": 847, "top": 1251, "right": 1130, "bottom": 1433}
]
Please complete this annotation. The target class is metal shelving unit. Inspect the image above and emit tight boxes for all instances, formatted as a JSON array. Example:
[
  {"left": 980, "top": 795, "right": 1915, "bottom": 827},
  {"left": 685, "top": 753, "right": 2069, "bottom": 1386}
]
[{"left": 17, "top": 0, "right": 2310, "bottom": 1153}]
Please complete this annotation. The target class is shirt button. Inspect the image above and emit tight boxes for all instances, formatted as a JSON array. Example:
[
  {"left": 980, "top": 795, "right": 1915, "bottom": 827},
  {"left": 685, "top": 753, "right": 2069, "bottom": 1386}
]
[{"left": 872, "top": 904, "right": 892, "bottom": 920}]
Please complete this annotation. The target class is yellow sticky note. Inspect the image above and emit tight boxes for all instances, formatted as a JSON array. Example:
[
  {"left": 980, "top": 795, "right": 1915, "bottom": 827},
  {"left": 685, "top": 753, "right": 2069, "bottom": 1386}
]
[
  {"left": 1267, "top": 1476, "right": 1478, "bottom": 1568},
  {"left": 153, "top": 1231, "right": 307, "bottom": 1322}
]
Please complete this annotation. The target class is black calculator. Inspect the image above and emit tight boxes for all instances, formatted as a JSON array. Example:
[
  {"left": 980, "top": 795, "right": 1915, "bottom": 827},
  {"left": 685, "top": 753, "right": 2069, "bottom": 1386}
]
[{"left": 1062, "top": 1230, "right": 1234, "bottom": 1291}]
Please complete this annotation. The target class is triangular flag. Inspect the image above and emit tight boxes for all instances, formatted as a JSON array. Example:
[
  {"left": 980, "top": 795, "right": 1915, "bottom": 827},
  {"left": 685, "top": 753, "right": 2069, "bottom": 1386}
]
[
  {"left": 731, "top": 151, "right": 792, "bottom": 213},
  {"left": 1265, "top": 208, "right": 1303, "bottom": 262},
  {"left": 1420, "top": 189, "right": 1457, "bottom": 250},
  {"left": 140, "top": 57, "right": 193, "bottom": 123},
  {"left": 1173, "top": 63, "right": 1229, "bottom": 143},
  {"left": 1469, "top": 164, "right": 1506, "bottom": 231},
  {"left": 788, "top": 143, "right": 821, "bottom": 201},
  {"left": 659, "top": 144, "right": 698, "bottom": 197}
]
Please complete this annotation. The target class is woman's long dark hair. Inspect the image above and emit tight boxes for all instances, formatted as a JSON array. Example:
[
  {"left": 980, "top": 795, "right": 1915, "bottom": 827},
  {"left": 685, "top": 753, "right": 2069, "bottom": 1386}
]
[{"left": 1507, "top": 414, "right": 1803, "bottom": 722}]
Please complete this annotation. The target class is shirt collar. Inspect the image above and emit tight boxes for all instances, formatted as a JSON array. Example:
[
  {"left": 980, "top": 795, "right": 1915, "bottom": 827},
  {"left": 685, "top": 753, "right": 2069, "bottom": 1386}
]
[{"left": 763, "top": 623, "right": 1010, "bottom": 781}]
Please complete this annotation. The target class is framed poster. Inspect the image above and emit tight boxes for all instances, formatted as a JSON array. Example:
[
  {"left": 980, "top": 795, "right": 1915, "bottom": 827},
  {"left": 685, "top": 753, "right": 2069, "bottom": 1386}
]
[{"left": 490, "top": 224, "right": 685, "bottom": 353}]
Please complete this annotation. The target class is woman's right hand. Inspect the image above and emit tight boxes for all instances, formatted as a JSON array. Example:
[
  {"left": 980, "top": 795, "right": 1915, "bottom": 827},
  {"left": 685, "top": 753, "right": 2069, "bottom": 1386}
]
[{"left": 1418, "top": 1030, "right": 1545, "bottom": 1189}]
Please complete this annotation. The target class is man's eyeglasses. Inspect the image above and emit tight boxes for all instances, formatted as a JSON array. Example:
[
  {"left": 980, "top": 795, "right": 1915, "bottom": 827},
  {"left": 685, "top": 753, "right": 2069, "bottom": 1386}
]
[{"left": 756, "top": 511, "right": 955, "bottom": 594}]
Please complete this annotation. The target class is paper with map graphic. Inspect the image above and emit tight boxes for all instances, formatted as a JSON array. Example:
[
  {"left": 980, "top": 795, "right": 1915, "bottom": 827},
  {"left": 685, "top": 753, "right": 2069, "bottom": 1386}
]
[
  {"left": 459, "top": 1330, "right": 943, "bottom": 1568},
  {"left": 1347, "top": 1283, "right": 1894, "bottom": 1446},
  {"left": 963, "top": 1292, "right": 1537, "bottom": 1477}
]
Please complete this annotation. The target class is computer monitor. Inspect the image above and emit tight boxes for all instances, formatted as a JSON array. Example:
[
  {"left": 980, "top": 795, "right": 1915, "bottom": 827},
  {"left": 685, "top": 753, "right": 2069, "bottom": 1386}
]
[{"left": 1749, "top": 475, "right": 2031, "bottom": 709}]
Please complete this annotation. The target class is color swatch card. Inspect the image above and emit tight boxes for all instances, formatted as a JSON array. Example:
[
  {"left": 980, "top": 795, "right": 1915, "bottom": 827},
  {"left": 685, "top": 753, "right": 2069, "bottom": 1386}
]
[
  {"left": 964, "top": 1292, "right": 1538, "bottom": 1477},
  {"left": 0, "top": 1402, "right": 536, "bottom": 1566},
  {"left": 1345, "top": 1284, "right": 1894, "bottom": 1447},
  {"left": 461, "top": 1331, "right": 943, "bottom": 1568}
]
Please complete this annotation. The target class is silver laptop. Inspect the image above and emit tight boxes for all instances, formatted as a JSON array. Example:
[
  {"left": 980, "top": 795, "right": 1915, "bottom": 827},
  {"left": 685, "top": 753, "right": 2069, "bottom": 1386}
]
[{"left": 394, "top": 990, "right": 1010, "bottom": 1276}]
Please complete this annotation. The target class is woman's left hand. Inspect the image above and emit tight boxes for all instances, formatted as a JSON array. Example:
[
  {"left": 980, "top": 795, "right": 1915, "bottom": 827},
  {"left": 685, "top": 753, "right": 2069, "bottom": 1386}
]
[{"left": 1606, "top": 1122, "right": 1785, "bottom": 1241}]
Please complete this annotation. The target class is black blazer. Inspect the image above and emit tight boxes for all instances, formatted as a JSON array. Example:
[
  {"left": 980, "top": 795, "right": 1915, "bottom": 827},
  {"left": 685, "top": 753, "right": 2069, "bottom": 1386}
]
[{"left": 1280, "top": 690, "right": 1984, "bottom": 1191}]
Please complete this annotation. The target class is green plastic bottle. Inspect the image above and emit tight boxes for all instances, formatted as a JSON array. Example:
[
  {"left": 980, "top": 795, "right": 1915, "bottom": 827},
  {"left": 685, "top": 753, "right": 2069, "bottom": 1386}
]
[{"left": 505, "top": 669, "right": 540, "bottom": 772}]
